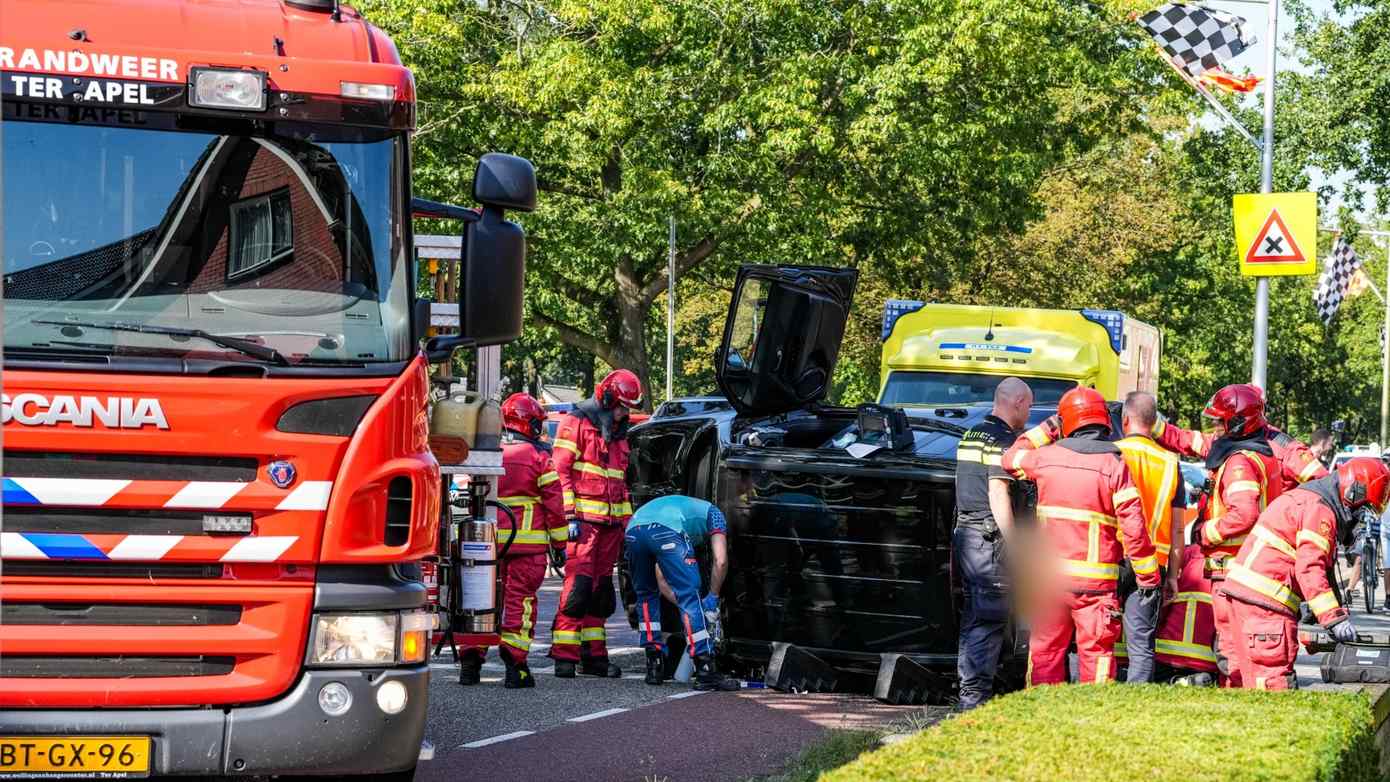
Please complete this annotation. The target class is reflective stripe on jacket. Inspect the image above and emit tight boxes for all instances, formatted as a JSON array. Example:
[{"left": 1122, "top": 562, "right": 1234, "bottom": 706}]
[
  {"left": 1153, "top": 543, "right": 1217, "bottom": 672},
  {"left": 1002, "top": 424, "right": 1160, "bottom": 593},
  {"left": 1268, "top": 429, "right": 1329, "bottom": 491},
  {"left": 1151, "top": 419, "right": 1282, "bottom": 576},
  {"left": 1221, "top": 486, "right": 1347, "bottom": 626},
  {"left": 498, "top": 439, "right": 568, "bottom": 554},
  {"left": 551, "top": 412, "right": 632, "bottom": 525},
  {"left": 1200, "top": 450, "right": 1278, "bottom": 575}
]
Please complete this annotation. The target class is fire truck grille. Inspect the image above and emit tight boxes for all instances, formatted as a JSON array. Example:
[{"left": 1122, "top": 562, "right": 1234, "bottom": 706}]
[
  {"left": 4, "top": 508, "right": 211, "bottom": 536},
  {"left": 1, "top": 561, "right": 224, "bottom": 579},
  {"left": 0, "top": 656, "right": 237, "bottom": 678},
  {"left": 1, "top": 603, "right": 242, "bottom": 626},
  {"left": 3, "top": 450, "right": 258, "bottom": 481}
]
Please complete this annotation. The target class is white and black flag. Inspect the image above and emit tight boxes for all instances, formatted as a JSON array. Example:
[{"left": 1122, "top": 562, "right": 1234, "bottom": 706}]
[
  {"left": 1138, "top": 3, "right": 1255, "bottom": 78},
  {"left": 1313, "top": 237, "right": 1368, "bottom": 325}
]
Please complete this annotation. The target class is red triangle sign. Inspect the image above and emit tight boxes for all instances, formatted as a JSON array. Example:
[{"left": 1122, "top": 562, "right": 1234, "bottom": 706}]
[{"left": 1245, "top": 208, "right": 1306, "bottom": 264}]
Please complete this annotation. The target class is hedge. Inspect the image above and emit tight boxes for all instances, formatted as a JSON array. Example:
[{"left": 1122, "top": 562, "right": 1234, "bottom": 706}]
[{"left": 822, "top": 686, "right": 1379, "bottom": 782}]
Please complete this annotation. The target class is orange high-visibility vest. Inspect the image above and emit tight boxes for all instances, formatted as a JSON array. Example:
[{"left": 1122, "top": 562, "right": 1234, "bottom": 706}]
[{"left": 1116, "top": 434, "right": 1182, "bottom": 569}]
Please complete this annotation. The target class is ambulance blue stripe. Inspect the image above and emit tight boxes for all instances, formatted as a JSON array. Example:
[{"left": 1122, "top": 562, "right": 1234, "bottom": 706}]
[
  {"left": 938, "top": 342, "right": 1033, "bottom": 354},
  {"left": 22, "top": 532, "right": 108, "bottom": 560}
]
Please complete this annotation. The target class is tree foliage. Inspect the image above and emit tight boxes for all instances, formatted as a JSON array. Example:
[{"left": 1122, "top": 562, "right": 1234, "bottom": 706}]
[
  {"left": 362, "top": 0, "right": 1163, "bottom": 404},
  {"left": 365, "top": 0, "right": 1389, "bottom": 437}
]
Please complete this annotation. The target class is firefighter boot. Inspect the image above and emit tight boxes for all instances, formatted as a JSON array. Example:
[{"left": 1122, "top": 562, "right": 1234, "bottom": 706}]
[
  {"left": 645, "top": 649, "right": 665, "bottom": 686},
  {"left": 579, "top": 657, "right": 622, "bottom": 678},
  {"left": 553, "top": 660, "right": 577, "bottom": 679},
  {"left": 1171, "top": 672, "right": 1216, "bottom": 687},
  {"left": 503, "top": 657, "right": 535, "bottom": 689},
  {"left": 693, "top": 655, "right": 740, "bottom": 691},
  {"left": 458, "top": 652, "right": 483, "bottom": 686}
]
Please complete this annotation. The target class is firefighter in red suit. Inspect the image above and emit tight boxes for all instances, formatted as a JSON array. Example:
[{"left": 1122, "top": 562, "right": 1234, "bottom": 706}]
[
  {"left": 1152, "top": 543, "right": 1219, "bottom": 681},
  {"left": 1002, "top": 387, "right": 1160, "bottom": 685},
  {"left": 459, "top": 393, "right": 567, "bottom": 688},
  {"left": 1222, "top": 457, "right": 1390, "bottom": 689},
  {"left": 1148, "top": 383, "right": 1325, "bottom": 686},
  {"left": 548, "top": 369, "right": 642, "bottom": 678}
]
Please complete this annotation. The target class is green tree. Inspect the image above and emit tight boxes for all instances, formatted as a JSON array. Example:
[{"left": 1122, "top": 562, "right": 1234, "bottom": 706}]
[{"left": 362, "top": 0, "right": 1163, "bottom": 403}]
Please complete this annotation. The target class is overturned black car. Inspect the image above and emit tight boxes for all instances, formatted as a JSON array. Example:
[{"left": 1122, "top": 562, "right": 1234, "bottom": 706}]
[{"left": 626, "top": 265, "right": 1067, "bottom": 689}]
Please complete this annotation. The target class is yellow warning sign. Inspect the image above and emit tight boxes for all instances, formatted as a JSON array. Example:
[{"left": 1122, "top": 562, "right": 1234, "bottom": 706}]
[{"left": 1233, "top": 192, "right": 1317, "bottom": 277}]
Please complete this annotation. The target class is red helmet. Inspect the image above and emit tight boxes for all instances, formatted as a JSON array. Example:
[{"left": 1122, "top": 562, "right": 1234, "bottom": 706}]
[
  {"left": 1202, "top": 384, "right": 1266, "bottom": 439},
  {"left": 596, "top": 369, "right": 642, "bottom": 410},
  {"left": 501, "top": 393, "right": 546, "bottom": 439},
  {"left": 1057, "top": 387, "right": 1110, "bottom": 436},
  {"left": 1337, "top": 457, "right": 1390, "bottom": 513}
]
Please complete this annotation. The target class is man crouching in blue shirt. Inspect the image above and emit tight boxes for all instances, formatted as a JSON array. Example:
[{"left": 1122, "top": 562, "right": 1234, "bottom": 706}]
[{"left": 626, "top": 495, "right": 740, "bottom": 691}]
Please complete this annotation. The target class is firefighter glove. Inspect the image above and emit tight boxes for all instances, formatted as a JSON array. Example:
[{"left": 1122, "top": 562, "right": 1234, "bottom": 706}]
[
  {"left": 549, "top": 547, "right": 566, "bottom": 571},
  {"left": 701, "top": 594, "right": 720, "bottom": 622},
  {"left": 1041, "top": 414, "right": 1062, "bottom": 441},
  {"left": 1328, "top": 618, "right": 1358, "bottom": 643}
]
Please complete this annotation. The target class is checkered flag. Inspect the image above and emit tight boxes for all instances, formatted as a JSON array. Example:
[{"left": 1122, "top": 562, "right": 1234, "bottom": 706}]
[
  {"left": 1139, "top": 3, "right": 1255, "bottom": 78},
  {"left": 1313, "top": 237, "right": 1366, "bottom": 325}
]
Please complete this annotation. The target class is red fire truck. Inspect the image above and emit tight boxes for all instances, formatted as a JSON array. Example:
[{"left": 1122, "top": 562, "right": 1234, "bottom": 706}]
[{"left": 0, "top": 1, "right": 534, "bottom": 778}]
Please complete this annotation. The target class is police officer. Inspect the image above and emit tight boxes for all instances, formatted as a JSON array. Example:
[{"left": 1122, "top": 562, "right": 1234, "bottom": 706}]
[{"left": 952, "top": 377, "right": 1032, "bottom": 710}]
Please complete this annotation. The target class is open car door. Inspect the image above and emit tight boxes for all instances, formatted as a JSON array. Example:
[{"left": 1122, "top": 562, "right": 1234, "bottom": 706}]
[{"left": 715, "top": 265, "right": 858, "bottom": 417}]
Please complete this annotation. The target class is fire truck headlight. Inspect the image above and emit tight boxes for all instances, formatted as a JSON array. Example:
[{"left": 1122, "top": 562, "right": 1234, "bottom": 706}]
[
  {"left": 398, "top": 610, "right": 432, "bottom": 664},
  {"left": 318, "top": 682, "right": 353, "bottom": 716},
  {"left": 190, "top": 67, "right": 268, "bottom": 111},
  {"left": 309, "top": 613, "right": 398, "bottom": 666}
]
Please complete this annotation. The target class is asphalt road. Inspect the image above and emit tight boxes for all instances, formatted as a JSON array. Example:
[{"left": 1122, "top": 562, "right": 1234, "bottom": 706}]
[{"left": 418, "top": 571, "right": 937, "bottom": 782}]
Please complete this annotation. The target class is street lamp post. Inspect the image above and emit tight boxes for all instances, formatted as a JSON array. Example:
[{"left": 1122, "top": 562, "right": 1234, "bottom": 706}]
[{"left": 1250, "top": 0, "right": 1279, "bottom": 389}]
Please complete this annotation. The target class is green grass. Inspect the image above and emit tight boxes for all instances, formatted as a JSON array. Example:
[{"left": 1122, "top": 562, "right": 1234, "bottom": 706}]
[
  {"left": 747, "top": 729, "right": 883, "bottom": 782},
  {"left": 822, "top": 686, "right": 1380, "bottom": 782}
]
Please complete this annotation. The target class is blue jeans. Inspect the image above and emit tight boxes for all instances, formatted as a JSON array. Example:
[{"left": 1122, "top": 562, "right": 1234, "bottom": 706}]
[
  {"left": 625, "top": 525, "right": 711, "bottom": 657},
  {"left": 953, "top": 525, "right": 1008, "bottom": 709}
]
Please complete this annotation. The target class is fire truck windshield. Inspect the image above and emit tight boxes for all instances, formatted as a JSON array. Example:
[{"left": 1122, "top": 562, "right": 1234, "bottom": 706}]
[{"left": 2, "top": 119, "right": 412, "bottom": 368}]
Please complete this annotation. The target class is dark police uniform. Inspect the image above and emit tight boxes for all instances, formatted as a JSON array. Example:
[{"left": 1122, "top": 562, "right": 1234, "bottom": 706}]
[{"left": 953, "top": 414, "right": 1018, "bottom": 710}]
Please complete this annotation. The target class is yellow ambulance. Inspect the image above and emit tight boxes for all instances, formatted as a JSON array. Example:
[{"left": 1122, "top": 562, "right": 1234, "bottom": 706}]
[{"left": 878, "top": 302, "right": 1161, "bottom": 406}]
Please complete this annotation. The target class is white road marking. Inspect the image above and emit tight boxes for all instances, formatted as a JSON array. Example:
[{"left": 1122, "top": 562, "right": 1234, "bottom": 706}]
[
  {"left": 459, "top": 730, "right": 535, "bottom": 749},
  {"left": 667, "top": 690, "right": 707, "bottom": 699},
  {"left": 567, "top": 707, "right": 629, "bottom": 722}
]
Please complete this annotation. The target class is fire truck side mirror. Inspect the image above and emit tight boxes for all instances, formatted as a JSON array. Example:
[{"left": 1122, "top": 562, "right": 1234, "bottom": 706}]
[
  {"left": 455, "top": 209, "right": 526, "bottom": 347},
  {"left": 425, "top": 154, "right": 535, "bottom": 358},
  {"left": 473, "top": 153, "right": 537, "bottom": 213},
  {"left": 457, "top": 154, "right": 535, "bottom": 347}
]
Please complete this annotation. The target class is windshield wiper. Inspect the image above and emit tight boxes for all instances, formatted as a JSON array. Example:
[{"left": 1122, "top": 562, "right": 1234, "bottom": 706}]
[{"left": 35, "top": 319, "right": 289, "bottom": 366}]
